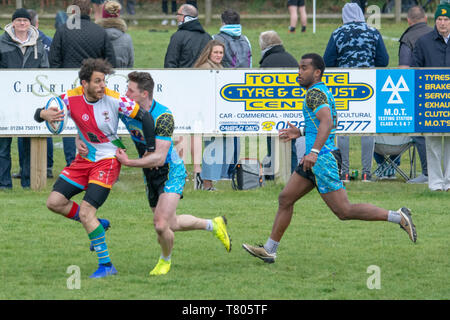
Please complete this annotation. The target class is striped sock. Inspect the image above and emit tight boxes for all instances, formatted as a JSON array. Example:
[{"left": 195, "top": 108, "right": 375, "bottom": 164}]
[
  {"left": 88, "top": 224, "right": 111, "bottom": 265},
  {"left": 67, "top": 202, "right": 80, "bottom": 222}
]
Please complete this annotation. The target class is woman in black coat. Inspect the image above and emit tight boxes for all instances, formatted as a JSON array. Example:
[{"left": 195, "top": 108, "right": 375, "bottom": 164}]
[{"left": 259, "top": 30, "right": 298, "bottom": 68}]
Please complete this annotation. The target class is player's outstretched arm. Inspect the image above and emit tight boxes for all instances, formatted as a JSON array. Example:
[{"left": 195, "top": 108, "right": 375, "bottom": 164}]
[{"left": 279, "top": 121, "right": 303, "bottom": 142}]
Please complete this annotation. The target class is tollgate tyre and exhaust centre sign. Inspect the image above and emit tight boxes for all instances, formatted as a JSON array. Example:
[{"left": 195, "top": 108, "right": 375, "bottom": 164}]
[{"left": 0, "top": 68, "right": 448, "bottom": 136}]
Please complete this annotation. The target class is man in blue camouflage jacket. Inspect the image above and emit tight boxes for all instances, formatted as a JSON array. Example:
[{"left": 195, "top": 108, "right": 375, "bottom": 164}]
[{"left": 323, "top": 2, "right": 389, "bottom": 183}]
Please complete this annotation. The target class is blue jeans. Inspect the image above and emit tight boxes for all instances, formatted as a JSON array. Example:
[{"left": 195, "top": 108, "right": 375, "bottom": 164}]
[
  {"left": 63, "top": 137, "right": 76, "bottom": 166},
  {"left": 0, "top": 137, "right": 12, "bottom": 189},
  {"left": 266, "top": 137, "right": 298, "bottom": 174},
  {"left": 337, "top": 135, "right": 374, "bottom": 175},
  {"left": 120, "top": 0, "right": 136, "bottom": 15},
  {"left": 18, "top": 137, "right": 54, "bottom": 174},
  {"left": 16, "top": 138, "right": 31, "bottom": 188},
  {"left": 201, "top": 136, "right": 240, "bottom": 181},
  {"left": 411, "top": 136, "right": 427, "bottom": 176}
]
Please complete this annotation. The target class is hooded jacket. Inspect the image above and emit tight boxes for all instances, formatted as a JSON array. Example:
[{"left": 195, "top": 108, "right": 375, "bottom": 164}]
[
  {"left": 0, "top": 23, "right": 49, "bottom": 68},
  {"left": 323, "top": 2, "right": 389, "bottom": 68},
  {"left": 49, "top": 14, "right": 116, "bottom": 68},
  {"left": 164, "top": 18, "right": 212, "bottom": 68},
  {"left": 213, "top": 24, "right": 252, "bottom": 68},
  {"left": 97, "top": 17, "right": 134, "bottom": 68}
]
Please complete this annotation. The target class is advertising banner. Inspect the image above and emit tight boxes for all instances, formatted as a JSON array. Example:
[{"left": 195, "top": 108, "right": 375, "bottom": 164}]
[
  {"left": 0, "top": 69, "right": 216, "bottom": 136},
  {"left": 0, "top": 68, "right": 449, "bottom": 136}
]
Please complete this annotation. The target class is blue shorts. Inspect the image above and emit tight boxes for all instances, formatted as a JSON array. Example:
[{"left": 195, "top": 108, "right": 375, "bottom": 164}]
[
  {"left": 143, "top": 162, "right": 186, "bottom": 208},
  {"left": 295, "top": 150, "right": 344, "bottom": 194}
]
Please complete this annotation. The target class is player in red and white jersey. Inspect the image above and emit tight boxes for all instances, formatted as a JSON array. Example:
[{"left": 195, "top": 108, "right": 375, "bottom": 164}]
[
  {"left": 59, "top": 88, "right": 139, "bottom": 162},
  {"left": 34, "top": 58, "right": 155, "bottom": 278}
]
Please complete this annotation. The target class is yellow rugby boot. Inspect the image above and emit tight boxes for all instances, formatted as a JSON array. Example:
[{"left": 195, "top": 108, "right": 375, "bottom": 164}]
[
  {"left": 212, "top": 216, "right": 231, "bottom": 252},
  {"left": 149, "top": 258, "right": 171, "bottom": 276}
]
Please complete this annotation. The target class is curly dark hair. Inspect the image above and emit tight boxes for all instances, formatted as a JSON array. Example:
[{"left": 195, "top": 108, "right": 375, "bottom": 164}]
[
  {"left": 78, "top": 58, "right": 114, "bottom": 83},
  {"left": 127, "top": 71, "right": 155, "bottom": 99}
]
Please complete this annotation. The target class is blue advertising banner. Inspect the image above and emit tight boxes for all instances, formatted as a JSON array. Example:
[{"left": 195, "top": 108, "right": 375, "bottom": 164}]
[
  {"left": 376, "top": 69, "right": 415, "bottom": 133},
  {"left": 415, "top": 70, "right": 450, "bottom": 133}
]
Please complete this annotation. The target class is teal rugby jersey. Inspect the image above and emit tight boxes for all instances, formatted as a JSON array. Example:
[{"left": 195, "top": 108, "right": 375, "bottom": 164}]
[
  {"left": 119, "top": 100, "right": 183, "bottom": 167},
  {"left": 302, "top": 82, "right": 338, "bottom": 155}
]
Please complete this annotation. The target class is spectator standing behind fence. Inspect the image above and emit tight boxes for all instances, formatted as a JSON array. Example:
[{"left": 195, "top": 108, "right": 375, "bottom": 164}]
[
  {"left": 288, "top": 0, "right": 307, "bottom": 33},
  {"left": 97, "top": 0, "right": 134, "bottom": 68},
  {"left": 412, "top": 3, "right": 450, "bottom": 192},
  {"left": 13, "top": 9, "right": 54, "bottom": 180},
  {"left": 323, "top": 2, "right": 389, "bottom": 183},
  {"left": 258, "top": 30, "right": 300, "bottom": 180},
  {"left": 213, "top": 9, "right": 252, "bottom": 68},
  {"left": 162, "top": 0, "right": 177, "bottom": 26},
  {"left": 164, "top": 3, "right": 211, "bottom": 68},
  {"left": 0, "top": 8, "right": 49, "bottom": 190},
  {"left": 119, "top": 0, "right": 138, "bottom": 25},
  {"left": 164, "top": 3, "right": 211, "bottom": 185},
  {"left": 193, "top": 40, "right": 225, "bottom": 191},
  {"left": 212, "top": 9, "right": 252, "bottom": 180},
  {"left": 398, "top": 5, "right": 433, "bottom": 184},
  {"left": 49, "top": 0, "right": 117, "bottom": 168}
]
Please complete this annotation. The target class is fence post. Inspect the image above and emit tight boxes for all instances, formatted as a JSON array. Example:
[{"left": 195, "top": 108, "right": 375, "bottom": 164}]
[
  {"left": 275, "top": 136, "right": 291, "bottom": 184},
  {"left": 30, "top": 137, "right": 47, "bottom": 190},
  {"left": 395, "top": 0, "right": 401, "bottom": 23},
  {"left": 205, "top": 0, "right": 212, "bottom": 26}
]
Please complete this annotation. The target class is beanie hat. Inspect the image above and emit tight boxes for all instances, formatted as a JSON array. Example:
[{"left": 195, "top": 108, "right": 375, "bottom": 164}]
[
  {"left": 12, "top": 8, "right": 31, "bottom": 22},
  {"left": 435, "top": 3, "right": 450, "bottom": 20},
  {"left": 102, "top": 1, "right": 121, "bottom": 19}
]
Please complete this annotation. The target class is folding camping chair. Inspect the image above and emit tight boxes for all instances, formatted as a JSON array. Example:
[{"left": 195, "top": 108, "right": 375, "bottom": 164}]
[{"left": 372, "top": 136, "right": 417, "bottom": 182}]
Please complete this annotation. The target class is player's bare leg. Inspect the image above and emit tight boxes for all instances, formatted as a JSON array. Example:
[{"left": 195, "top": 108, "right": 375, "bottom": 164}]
[
  {"left": 320, "top": 188, "right": 388, "bottom": 221},
  {"left": 149, "top": 193, "right": 231, "bottom": 275},
  {"left": 270, "top": 172, "right": 315, "bottom": 241},
  {"left": 242, "top": 172, "right": 314, "bottom": 263},
  {"left": 288, "top": 5, "right": 298, "bottom": 32},
  {"left": 78, "top": 201, "right": 100, "bottom": 233},
  {"left": 299, "top": 6, "right": 307, "bottom": 31},
  {"left": 46, "top": 191, "right": 73, "bottom": 216},
  {"left": 321, "top": 188, "right": 417, "bottom": 242}
]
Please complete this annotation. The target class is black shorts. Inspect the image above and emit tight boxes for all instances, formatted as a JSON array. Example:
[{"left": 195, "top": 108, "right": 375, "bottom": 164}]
[
  {"left": 295, "top": 163, "right": 318, "bottom": 190},
  {"left": 53, "top": 177, "right": 110, "bottom": 209},
  {"left": 143, "top": 164, "right": 184, "bottom": 208},
  {"left": 288, "top": 0, "right": 305, "bottom": 7}
]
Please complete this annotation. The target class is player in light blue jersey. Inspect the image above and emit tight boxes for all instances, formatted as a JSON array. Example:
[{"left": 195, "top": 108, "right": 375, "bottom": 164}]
[
  {"left": 115, "top": 72, "right": 231, "bottom": 276},
  {"left": 242, "top": 53, "right": 417, "bottom": 264}
]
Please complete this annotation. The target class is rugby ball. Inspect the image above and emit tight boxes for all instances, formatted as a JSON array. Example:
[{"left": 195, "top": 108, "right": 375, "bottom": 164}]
[{"left": 45, "top": 96, "right": 68, "bottom": 134}]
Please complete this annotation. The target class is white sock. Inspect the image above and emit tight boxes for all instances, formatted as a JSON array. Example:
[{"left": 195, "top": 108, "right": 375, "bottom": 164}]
[
  {"left": 264, "top": 237, "right": 279, "bottom": 254},
  {"left": 387, "top": 210, "right": 402, "bottom": 224},
  {"left": 205, "top": 219, "right": 213, "bottom": 231},
  {"left": 160, "top": 254, "right": 171, "bottom": 262}
]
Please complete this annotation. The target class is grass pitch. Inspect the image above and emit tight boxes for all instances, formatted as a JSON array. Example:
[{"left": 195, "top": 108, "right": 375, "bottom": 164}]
[{"left": 1, "top": 136, "right": 449, "bottom": 300}]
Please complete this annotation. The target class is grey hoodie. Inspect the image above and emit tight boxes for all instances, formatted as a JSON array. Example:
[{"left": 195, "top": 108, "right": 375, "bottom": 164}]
[
  {"left": 342, "top": 3, "right": 365, "bottom": 24},
  {"left": 0, "top": 23, "right": 48, "bottom": 68}
]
